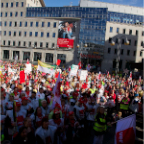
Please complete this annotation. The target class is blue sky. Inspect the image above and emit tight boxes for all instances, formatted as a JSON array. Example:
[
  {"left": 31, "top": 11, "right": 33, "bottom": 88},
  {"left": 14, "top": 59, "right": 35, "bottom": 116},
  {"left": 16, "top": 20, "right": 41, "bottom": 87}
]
[{"left": 45, "top": 0, "right": 143, "bottom": 7}]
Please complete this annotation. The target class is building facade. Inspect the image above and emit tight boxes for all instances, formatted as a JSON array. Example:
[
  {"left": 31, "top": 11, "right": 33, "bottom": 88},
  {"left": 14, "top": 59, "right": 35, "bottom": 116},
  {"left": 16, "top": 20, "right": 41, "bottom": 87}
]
[{"left": 1, "top": 0, "right": 144, "bottom": 71}]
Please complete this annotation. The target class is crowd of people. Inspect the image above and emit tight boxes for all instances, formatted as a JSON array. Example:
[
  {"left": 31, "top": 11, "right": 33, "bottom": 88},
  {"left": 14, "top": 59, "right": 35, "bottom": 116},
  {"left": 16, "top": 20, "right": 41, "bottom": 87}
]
[{"left": 0, "top": 61, "right": 143, "bottom": 144}]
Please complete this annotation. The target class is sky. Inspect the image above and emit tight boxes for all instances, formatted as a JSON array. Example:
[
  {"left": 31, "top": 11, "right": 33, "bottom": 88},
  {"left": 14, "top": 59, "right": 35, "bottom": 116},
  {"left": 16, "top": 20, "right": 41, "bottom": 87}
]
[{"left": 45, "top": 0, "right": 143, "bottom": 8}]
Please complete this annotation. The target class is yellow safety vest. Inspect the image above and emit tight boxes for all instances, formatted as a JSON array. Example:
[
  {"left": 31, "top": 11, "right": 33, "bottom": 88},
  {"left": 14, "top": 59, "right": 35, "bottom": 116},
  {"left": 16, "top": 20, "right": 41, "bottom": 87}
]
[{"left": 120, "top": 99, "right": 129, "bottom": 110}]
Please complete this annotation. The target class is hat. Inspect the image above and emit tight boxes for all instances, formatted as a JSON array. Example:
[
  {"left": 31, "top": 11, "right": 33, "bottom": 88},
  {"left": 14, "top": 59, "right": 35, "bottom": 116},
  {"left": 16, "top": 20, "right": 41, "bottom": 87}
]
[
  {"left": 134, "top": 93, "right": 139, "bottom": 97},
  {"left": 22, "top": 97, "right": 28, "bottom": 101},
  {"left": 69, "top": 111, "right": 74, "bottom": 116},
  {"left": 16, "top": 102, "right": 21, "bottom": 107},
  {"left": 54, "top": 109, "right": 60, "bottom": 114}
]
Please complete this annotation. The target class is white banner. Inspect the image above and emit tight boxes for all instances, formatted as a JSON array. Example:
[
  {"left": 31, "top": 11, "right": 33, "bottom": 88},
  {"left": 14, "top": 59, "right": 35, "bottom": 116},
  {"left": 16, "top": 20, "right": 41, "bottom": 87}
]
[
  {"left": 69, "top": 64, "right": 78, "bottom": 77},
  {"left": 80, "top": 70, "right": 88, "bottom": 80},
  {"left": 25, "top": 63, "right": 32, "bottom": 73}
]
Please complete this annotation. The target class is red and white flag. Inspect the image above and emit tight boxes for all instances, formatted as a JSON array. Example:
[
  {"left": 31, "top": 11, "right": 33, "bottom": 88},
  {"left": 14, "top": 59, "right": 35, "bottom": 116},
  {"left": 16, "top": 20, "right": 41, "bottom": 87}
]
[
  {"left": 78, "top": 61, "right": 82, "bottom": 69},
  {"left": 52, "top": 72, "right": 61, "bottom": 108},
  {"left": 115, "top": 114, "right": 136, "bottom": 144}
]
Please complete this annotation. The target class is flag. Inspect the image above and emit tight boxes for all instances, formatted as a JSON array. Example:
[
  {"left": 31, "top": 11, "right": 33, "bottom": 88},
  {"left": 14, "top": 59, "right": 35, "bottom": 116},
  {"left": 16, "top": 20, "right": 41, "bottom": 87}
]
[
  {"left": 27, "top": 59, "right": 30, "bottom": 64},
  {"left": 52, "top": 72, "right": 61, "bottom": 108},
  {"left": 56, "top": 59, "right": 61, "bottom": 66},
  {"left": 78, "top": 61, "right": 82, "bottom": 69},
  {"left": 37, "top": 60, "right": 56, "bottom": 74},
  {"left": 20, "top": 70, "right": 25, "bottom": 84},
  {"left": 68, "top": 66, "right": 71, "bottom": 72},
  {"left": 115, "top": 114, "right": 136, "bottom": 144}
]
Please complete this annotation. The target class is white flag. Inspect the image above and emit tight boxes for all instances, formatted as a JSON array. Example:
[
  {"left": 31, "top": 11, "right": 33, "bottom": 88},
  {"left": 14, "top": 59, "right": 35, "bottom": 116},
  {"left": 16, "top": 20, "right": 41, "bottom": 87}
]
[{"left": 115, "top": 114, "right": 136, "bottom": 144}]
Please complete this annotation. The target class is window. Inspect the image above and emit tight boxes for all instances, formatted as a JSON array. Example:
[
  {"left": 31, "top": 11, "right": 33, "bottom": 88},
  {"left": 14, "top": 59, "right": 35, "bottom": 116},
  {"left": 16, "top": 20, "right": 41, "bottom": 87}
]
[
  {"left": 14, "top": 22, "right": 17, "bottom": 27},
  {"left": 110, "top": 27, "right": 113, "bottom": 32},
  {"left": 116, "top": 28, "right": 119, "bottom": 33},
  {"left": 140, "top": 51, "right": 142, "bottom": 57},
  {"left": 8, "top": 41, "right": 10, "bottom": 46},
  {"left": 10, "top": 12, "right": 13, "bottom": 17},
  {"left": 34, "top": 52, "right": 41, "bottom": 61},
  {"left": 3, "top": 50, "right": 9, "bottom": 59},
  {"left": 40, "top": 42, "right": 43, "bottom": 47},
  {"left": 129, "top": 30, "right": 132, "bottom": 35},
  {"left": 29, "top": 42, "right": 31, "bottom": 47},
  {"left": 16, "top": 2, "right": 19, "bottom": 7},
  {"left": 121, "top": 49, "right": 124, "bottom": 55},
  {"left": 57, "top": 54, "right": 66, "bottom": 64},
  {"left": 141, "top": 41, "right": 143, "bottom": 47},
  {"left": 122, "top": 39, "right": 124, "bottom": 44},
  {"left": 41, "top": 32, "right": 44, "bottom": 37},
  {"left": 11, "top": 2, "right": 13, "bottom": 7},
  {"left": 15, "top": 12, "right": 18, "bottom": 17},
  {"left": 23, "top": 52, "right": 30, "bottom": 60},
  {"left": 6, "top": 3, "right": 8, "bottom": 8},
  {"left": 109, "top": 38, "right": 112, "bottom": 43},
  {"left": 133, "top": 51, "right": 136, "bottom": 56},
  {"left": 13, "top": 51, "right": 19, "bottom": 59},
  {"left": 21, "top": 12, "right": 23, "bottom": 17},
  {"left": 46, "top": 42, "right": 48, "bottom": 48},
  {"left": 53, "top": 33, "right": 55, "bottom": 38},
  {"left": 21, "top": 2, "right": 24, "bottom": 7},
  {"left": 30, "top": 22, "right": 33, "bottom": 27},
  {"left": 36, "top": 22, "right": 39, "bottom": 27},
  {"left": 47, "top": 33, "right": 49, "bottom": 37},
  {"left": 23, "top": 41, "right": 26, "bottom": 47},
  {"left": 127, "top": 50, "right": 130, "bottom": 56},
  {"left": 25, "top": 22, "right": 27, "bottom": 27},
  {"left": 136, "top": 30, "right": 138, "bottom": 36},
  {"left": 19, "top": 31, "right": 21, "bottom": 36},
  {"left": 9, "top": 31, "right": 11, "bottom": 36},
  {"left": 20, "top": 22, "right": 22, "bottom": 27},
  {"left": 34, "top": 42, "right": 37, "bottom": 47},
  {"left": 48, "top": 22, "right": 50, "bottom": 27},
  {"left": 18, "top": 41, "right": 21, "bottom": 46},
  {"left": 123, "top": 29, "right": 125, "bottom": 34},
  {"left": 4, "top": 31, "right": 6, "bottom": 36},
  {"left": 0, "top": 21, "right": 2, "bottom": 26},
  {"left": 13, "top": 41, "right": 15, "bottom": 46},
  {"left": 52, "top": 43, "right": 55, "bottom": 48},
  {"left": 115, "top": 38, "right": 118, "bottom": 44},
  {"left": 42, "top": 22, "right": 45, "bottom": 27},
  {"left": 3, "top": 40, "right": 5, "bottom": 45},
  {"left": 29, "top": 32, "right": 32, "bottom": 37},
  {"left": 129, "top": 39, "right": 131, "bottom": 45},
  {"left": 134, "top": 40, "right": 137, "bottom": 46},
  {"left": 1, "top": 3, "right": 3, "bottom": 8},
  {"left": 45, "top": 53, "right": 53, "bottom": 63},
  {"left": 5, "top": 12, "right": 7, "bottom": 17},
  {"left": 108, "top": 48, "right": 111, "bottom": 54},
  {"left": 53, "top": 22, "right": 56, "bottom": 28},
  {"left": 114, "top": 49, "right": 117, "bottom": 54},
  {"left": 24, "top": 32, "right": 27, "bottom": 37},
  {"left": 4, "top": 21, "right": 7, "bottom": 26},
  {"left": 9, "top": 21, "right": 12, "bottom": 27},
  {"left": 142, "top": 31, "right": 144, "bottom": 36},
  {"left": 14, "top": 31, "right": 16, "bottom": 36},
  {"left": 35, "top": 32, "right": 38, "bottom": 37},
  {"left": 1, "top": 12, "right": 2, "bottom": 17}
]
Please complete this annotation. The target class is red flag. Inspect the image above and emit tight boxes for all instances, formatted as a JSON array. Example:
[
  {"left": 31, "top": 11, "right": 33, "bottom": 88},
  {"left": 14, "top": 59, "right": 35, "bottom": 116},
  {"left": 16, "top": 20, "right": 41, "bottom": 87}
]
[
  {"left": 68, "top": 66, "right": 71, "bottom": 72},
  {"left": 56, "top": 59, "right": 61, "bottom": 66},
  {"left": 20, "top": 70, "right": 25, "bottom": 84},
  {"left": 115, "top": 114, "right": 136, "bottom": 144},
  {"left": 78, "top": 62, "right": 82, "bottom": 69}
]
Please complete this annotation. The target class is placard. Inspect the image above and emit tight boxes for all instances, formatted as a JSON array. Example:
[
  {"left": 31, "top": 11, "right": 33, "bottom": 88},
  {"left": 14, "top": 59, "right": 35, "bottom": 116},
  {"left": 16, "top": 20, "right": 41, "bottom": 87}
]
[{"left": 80, "top": 70, "right": 88, "bottom": 81}]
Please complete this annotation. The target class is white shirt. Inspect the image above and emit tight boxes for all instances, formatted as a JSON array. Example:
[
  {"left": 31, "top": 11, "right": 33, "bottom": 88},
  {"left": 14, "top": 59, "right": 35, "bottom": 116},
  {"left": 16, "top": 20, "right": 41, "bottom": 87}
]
[{"left": 36, "top": 92, "right": 45, "bottom": 99}]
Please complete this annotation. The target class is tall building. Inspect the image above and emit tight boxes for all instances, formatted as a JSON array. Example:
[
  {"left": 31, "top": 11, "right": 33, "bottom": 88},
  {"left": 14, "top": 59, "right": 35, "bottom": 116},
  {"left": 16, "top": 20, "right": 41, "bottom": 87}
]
[{"left": 1, "top": 0, "right": 144, "bottom": 72}]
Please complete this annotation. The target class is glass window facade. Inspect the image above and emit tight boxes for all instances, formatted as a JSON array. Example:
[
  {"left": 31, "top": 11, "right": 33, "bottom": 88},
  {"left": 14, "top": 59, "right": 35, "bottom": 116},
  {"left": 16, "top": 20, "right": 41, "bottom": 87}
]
[{"left": 45, "top": 53, "right": 53, "bottom": 63}]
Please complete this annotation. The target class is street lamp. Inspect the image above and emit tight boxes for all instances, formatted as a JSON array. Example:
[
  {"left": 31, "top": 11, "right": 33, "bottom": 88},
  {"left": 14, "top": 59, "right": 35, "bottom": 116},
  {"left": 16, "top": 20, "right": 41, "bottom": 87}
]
[
  {"left": 77, "top": 42, "right": 87, "bottom": 63},
  {"left": 111, "top": 36, "right": 129, "bottom": 76}
]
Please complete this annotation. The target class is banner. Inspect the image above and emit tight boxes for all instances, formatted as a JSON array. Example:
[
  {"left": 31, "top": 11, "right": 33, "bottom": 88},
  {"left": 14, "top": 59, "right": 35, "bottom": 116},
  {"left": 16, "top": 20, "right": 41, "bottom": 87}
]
[
  {"left": 69, "top": 64, "right": 78, "bottom": 77},
  {"left": 20, "top": 70, "right": 25, "bottom": 84},
  {"left": 8, "top": 67, "right": 16, "bottom": 75},
  {"left": 57, "top": 38, "right": 74, "bottom": 48},
  {"left": 80, "top": 70, "right": 88, "bottom": 81},
  {"left": 37, "top": 60, "right": 56, "bottom": 74},
  {"left": 25, "top": 63, "right": 32, "bottom": 74},
  {"left": 115, "top": 114, "right": 136, "bottom": 144}
]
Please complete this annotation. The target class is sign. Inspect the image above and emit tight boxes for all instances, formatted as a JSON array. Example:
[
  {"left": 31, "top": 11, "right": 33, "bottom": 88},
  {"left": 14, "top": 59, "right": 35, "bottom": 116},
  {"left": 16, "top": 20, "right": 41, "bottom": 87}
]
[
  {"left": 80, "top": 70, "right": 88, "bottom": 81},
  {"left": 25, "top": 64, "right": 32, "bottom": 74},
  {"left": 69, "top": 64, "right": 78, "bottom": 77},
  {"left": 57, "top": 21, "right": 77, "bottom": 48},
  {"left": 57, "top": 38, "right": 74, "bottom": 48}
]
